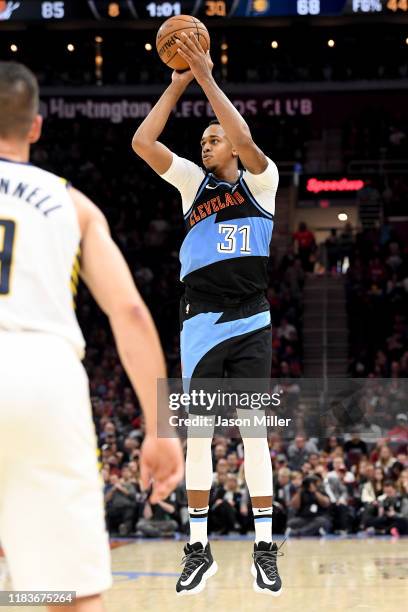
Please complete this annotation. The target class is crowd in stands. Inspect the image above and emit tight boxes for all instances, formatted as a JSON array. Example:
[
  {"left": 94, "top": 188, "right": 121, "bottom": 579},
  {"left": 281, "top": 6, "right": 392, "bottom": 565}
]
[
  {"left": 346, "top": 225, "right": 408, "bottom": 379},
  {"left": 343, "top": 114, "right": 408, "bottom": 163},
  {"left": 99, "top": 422, "right": 408, "bottom": 538},
  {"left": 25, "top": 41, "right": 407, "bottom": 539}
]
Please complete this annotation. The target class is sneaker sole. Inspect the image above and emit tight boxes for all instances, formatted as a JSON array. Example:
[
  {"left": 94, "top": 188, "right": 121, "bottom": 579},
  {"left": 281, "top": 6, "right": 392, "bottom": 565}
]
[
  {"left": 251, "top": 563, "right": 282, "bottom": 597},
  {"left": 176, "top": 561, "right": 218, "bottom": 596}
]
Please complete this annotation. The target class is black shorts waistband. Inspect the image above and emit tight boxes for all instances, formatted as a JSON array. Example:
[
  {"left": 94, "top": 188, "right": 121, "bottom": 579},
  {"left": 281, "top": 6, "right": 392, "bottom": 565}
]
[{"left": 184, "top": 288, "right": 267, "bottom": 311}]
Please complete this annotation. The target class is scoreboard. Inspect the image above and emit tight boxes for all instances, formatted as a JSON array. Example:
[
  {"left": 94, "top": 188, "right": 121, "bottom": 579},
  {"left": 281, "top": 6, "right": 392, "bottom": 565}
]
[{"left": 0, "top": 0, "right": 407, "bottom": 21}]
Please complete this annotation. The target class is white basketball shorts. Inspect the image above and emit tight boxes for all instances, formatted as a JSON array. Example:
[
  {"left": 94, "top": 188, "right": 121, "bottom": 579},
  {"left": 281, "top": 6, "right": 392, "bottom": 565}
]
[{"left": 0, "top": 331, "right": 112, "bottom": 597}]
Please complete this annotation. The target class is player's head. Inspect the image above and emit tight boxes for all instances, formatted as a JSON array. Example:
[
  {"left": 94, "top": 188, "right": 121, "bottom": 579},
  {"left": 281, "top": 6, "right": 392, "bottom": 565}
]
[
  {"left": 200, "top": 119, "right": 238, "bottom": 173},
  {"left": 0, "top": 61, "right": 42, "bottom": 144}
]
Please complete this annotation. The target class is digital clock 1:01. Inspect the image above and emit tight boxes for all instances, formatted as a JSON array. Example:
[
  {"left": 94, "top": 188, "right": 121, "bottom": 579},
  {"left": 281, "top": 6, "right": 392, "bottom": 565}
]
[{"left": 145, "top": 2, "right": 182, "bottom": 17}]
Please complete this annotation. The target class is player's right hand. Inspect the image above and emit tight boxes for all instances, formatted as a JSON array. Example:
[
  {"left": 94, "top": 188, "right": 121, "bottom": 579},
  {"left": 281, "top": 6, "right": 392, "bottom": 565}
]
[
  {"left": 140, "top": 434, "right": 184, "bottom": 503},
  {"left": 171, "top": 68, "right": 194, "bottom": 87}
]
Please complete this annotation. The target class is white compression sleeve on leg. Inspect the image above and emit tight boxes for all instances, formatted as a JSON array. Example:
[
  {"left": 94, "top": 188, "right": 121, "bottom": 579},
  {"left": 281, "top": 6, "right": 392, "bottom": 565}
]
[
  {"left": 185, "top": 434, "right": 214, "bottom": 491},
  {"left": 242, "top": 435, "right": 273, "bottom": 497},
  {"left": 238, "top": 409, "right": 273, "bottom": 498}
]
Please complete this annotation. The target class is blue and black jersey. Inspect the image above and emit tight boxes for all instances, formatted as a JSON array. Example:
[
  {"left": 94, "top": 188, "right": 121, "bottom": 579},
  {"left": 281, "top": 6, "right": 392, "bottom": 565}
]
[
  {"left": 160, "top": 154, "right": 278, "bottom": 381},
  {"left": 180, "top": 169, "right": 274, "bottom": 306}
]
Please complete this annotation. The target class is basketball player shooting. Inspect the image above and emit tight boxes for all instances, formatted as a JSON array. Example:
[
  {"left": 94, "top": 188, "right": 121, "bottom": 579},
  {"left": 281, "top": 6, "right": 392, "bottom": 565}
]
[
  {"left": 0, "top": 62, "right": 183, "bottom": 612},
  {"left": 132, "top": 33, "right": 283, "bottom": 596}
]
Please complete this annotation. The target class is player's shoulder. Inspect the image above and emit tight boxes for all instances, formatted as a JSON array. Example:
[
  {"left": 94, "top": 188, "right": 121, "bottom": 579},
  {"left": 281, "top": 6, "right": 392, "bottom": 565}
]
[
  {"left": 69, "top": 186, "right": 108, "bottom": 236},
  {"left": 69, "top": 186, "right": 102, "bottom": 215},
  {"left": 242, "top": 156, "right": 279, "bottom": 189},
  {"left": 29, "top": 161, "right": 71, "bottom": 185},
  {"left": 242, "top": 156, "right": 278, "bottom": 178},
  {"left": 162, "top": 153, "right": 204, "bottom": 178}
]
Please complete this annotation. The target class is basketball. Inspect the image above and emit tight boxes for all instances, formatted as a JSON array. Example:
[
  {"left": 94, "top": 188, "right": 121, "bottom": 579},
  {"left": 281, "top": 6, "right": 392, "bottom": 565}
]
[{"left": 156, "top": 15, "right": 210, "bottom": 71}]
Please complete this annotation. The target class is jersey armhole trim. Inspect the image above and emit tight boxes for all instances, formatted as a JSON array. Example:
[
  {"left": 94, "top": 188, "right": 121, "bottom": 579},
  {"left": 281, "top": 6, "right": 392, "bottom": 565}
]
[
  {"left": 183, "top": 174, "right": 210, "bottom": 220},
  {"left": 240, "top": 177, "right": 275, "bottom": 220}
]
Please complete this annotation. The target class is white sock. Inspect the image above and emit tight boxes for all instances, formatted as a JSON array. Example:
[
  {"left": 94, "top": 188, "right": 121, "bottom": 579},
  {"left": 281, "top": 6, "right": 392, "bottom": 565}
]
[
  {"left": 253, "top": 506, "right": 273, "bottom": 544},
  {"left": 188, "top": 506, "right": 209, "bottom": 546}
]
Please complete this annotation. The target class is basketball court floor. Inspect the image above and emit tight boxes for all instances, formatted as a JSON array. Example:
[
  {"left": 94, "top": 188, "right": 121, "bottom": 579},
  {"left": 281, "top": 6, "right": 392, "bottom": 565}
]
[{"left": 2, "top": 536, "right": 407, "bottom": 611}]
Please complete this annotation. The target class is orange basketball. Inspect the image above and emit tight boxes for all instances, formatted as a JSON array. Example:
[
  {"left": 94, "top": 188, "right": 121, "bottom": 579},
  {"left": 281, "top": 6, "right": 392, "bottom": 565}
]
[{"left": 156, "top": 15, "right": 210, "bottom": 71}]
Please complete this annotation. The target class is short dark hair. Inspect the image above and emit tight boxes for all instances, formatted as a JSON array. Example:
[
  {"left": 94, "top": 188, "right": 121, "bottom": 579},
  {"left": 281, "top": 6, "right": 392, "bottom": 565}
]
[
  {"left": 383, "top": 480, "right": 395, "bottom": 488},
  {"left": 0, "top": 61, "right": 39, "bottom": 139},
  {"left": 208, "top": 119, "right": 220, "bottom": 127}
]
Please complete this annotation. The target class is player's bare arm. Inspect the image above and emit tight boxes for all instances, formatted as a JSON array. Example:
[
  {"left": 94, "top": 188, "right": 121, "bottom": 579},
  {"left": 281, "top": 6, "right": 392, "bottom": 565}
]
[
  {"left": 70, "top": 186, "right": 184, "bottom": 503},
  {"left": 176, "top": 32, "right": 268, "bottom": 175},
  {"left": 131, "top": 70, "right": 194, "bottom": 174}
]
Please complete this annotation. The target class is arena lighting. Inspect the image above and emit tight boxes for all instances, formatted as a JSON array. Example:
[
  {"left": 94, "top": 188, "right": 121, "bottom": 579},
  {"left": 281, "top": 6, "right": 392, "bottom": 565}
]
[
  {"left": 108, "top": 2, "right": 120, "bottom": 17},
  {"left": 406, "top": 37, "right": 408, "bottom": 45},
  {"left": 67, "top": 43, "right": 75, "bottom": 52},
  {"left": 95, "top": 36, "right": 103, "bottom": 43},
  {"left": 145, "top": 43, "right": 152, "bottom": 51},
  {"left": 221, "top": 42, "right": 228, "bottom": 50},
  {"left": 10, "top": 44, "right": 18, "bottom": 52},
  {"left": 307, "top": 177, "right": 365, "bottom": 194},
  {"left": 221, "top": 53, "right": 228, "bottom": 65},
  {"left": 328, "top": 39, "right": 335, "bottom": 47},
  {"left": 271, "top": 40, "right": 279, "bottom": 49},
  {"left": 338, "top": 213, "right": 348, "bottom": 222}
]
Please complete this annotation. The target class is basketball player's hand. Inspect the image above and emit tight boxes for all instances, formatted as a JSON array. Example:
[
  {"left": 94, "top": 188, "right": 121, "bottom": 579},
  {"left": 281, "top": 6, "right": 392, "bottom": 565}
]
[
  {"left": 171, "top": 68, "right": 194, "bottom": 87},
  {"left": 140, "top": 435, "right": 184, "bottom": 504},
  {"left": 176, "top": 32, "right": 214, "bottom": 85}
]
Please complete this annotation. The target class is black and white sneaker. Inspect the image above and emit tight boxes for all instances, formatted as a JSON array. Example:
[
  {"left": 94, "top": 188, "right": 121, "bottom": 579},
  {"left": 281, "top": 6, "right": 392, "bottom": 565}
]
[
  {"left": 251, "top": 541, "right": 283, "bottom": 596},
  {"left": 176, "top": 542, "right": 218, "bottom": 596}
]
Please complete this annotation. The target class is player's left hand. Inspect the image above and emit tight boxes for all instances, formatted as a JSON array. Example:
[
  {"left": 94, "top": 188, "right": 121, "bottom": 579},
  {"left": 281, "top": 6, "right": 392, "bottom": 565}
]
[
  {"left": 176, "top": 32, "right": 214, "bottom": 85},
  {"left": 140, "top": 434, "right": 184, "bottom": 504}
]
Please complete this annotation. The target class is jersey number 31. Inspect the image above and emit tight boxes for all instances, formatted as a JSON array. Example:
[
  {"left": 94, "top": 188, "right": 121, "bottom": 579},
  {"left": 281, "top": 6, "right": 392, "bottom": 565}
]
[
  {"left": 217, "top": 224, "right": 251, "bottom": 254},
  {"left": 0, "top": 219, "right": 16, "bottom": 295}
]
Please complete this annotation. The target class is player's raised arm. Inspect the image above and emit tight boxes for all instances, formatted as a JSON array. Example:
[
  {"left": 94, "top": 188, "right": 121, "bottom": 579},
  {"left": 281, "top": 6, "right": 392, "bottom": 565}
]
[
  {"left": 70, "top": 187, "right": 184, "bottom": 503},
  {"left": 176, "top": 32, "right": 268, "bottom": 175},
  {"left": 131, "top": 70, "right": 194, "bottom": 174}
]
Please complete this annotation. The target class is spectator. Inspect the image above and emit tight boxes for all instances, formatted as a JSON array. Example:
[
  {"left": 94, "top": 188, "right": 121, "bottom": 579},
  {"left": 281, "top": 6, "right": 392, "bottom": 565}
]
[
  {"left": 212, "top": 443, "right": 227, "bottom": 468},
  {"left": 226, "top": 451, "right": 240, "bottom": 476},
  {"left": 136, "top": 492, "right": 179, "bottom": 538},
  {"left": 213, "top": 458, "right": 229, "bottom": 486},
  {"left": 387, "top": 413, "right": 408, "bottom": 443},
  {"left": 359, "top": 466, "right": 385, "bottom": 529},
  {"left": 324, "top": 458, "right": 354, "bottom": 534},
  {"left": 293, "top": 222, "right": 316, "bottom": 272},
  {"left": 287, "top": 435, "right": 319, "bottom": 470},
  {"left": 273, "top": 467, "right": 292, "bottom": 533},
  {"left": 364, "top": 480, "right": 408, "bottom": 536},
  {"left": 286, "top": 475, "right": 332, "bottom": 537},
  {"left": 375, "top": 445, "right": 396, "bottom": 476},
  {"left": 104, "top": 469, "right": 138, "bottom": 536},
  {"left": 210, "top": 474, "right": 250, "bottom": 535},
  {"left": 344, "top": 433, "right": 368, "bottom": 466}
]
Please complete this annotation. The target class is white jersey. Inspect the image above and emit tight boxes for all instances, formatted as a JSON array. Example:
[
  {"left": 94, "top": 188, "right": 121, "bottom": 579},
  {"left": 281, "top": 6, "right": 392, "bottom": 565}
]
[{"left": 0, "top": 158, "right": 85, "bottom": 358}]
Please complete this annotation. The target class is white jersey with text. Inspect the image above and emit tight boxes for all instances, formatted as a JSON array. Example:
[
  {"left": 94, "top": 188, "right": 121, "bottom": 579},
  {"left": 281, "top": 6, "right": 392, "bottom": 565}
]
[{"left": 0, "top": 158, "right": 85, "bottom": 358}]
